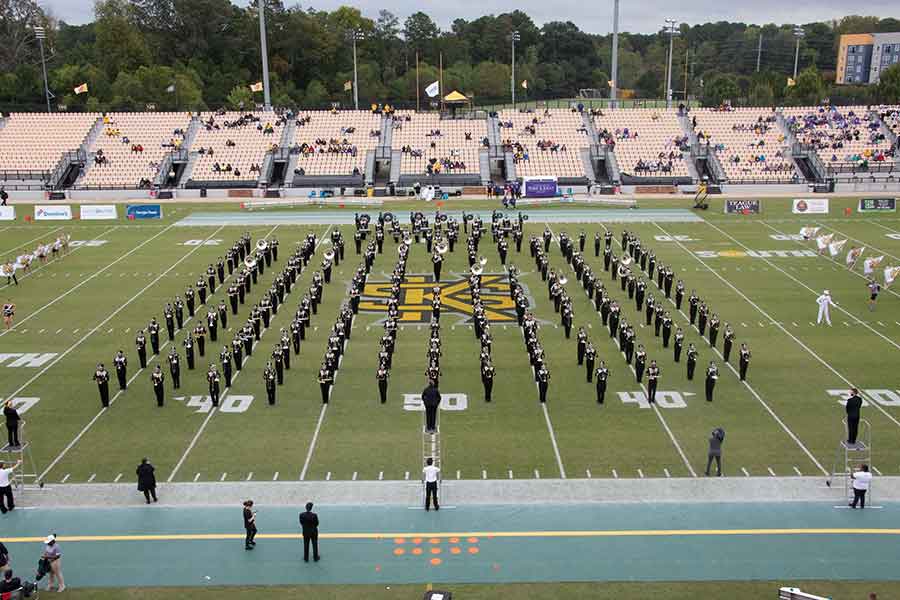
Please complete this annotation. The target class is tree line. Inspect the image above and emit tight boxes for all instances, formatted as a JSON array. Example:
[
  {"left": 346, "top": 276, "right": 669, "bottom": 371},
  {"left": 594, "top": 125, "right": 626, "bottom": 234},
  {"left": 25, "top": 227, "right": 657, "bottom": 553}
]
[{"left": 2, "top": 0, "right": 899, "bottom": 113}]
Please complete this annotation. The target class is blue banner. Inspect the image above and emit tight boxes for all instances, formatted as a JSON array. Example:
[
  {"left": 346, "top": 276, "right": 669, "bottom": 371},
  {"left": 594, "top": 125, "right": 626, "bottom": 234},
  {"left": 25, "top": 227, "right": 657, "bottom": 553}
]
[
  {"left": 126, "top": 204, "right": 163, "bottom": 220},
  {"left": 523, "top": 178, "right": 558, "bottom": 198}
]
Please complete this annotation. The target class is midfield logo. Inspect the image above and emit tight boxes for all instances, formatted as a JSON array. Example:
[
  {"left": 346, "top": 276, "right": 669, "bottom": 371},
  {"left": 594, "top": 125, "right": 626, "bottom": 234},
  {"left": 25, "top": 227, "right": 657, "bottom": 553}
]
[{"left": 359, "top": 274, "right": 518, "bottom": 323}]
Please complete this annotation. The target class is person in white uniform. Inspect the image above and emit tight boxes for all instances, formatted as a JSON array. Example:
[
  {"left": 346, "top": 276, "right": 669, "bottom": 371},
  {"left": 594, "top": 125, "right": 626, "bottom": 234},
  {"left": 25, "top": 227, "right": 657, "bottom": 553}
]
[{"left": 816, "top": 289, "right": 837, "bottom": 325}]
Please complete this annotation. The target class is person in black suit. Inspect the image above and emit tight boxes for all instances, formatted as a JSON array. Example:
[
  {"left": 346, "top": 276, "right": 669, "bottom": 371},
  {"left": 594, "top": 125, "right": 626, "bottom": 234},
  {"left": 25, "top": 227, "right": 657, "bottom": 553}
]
[
  {"left": 3, "top": 400, "right": 20, "bottom": 448},
  {"left": 136, "top": 458, "right": 157, "bottom": 504},
  {"left": 243, "top": 500, "right": 257, "bottom": 550},
  {"left": 0, "top": 569, "right": 21, "bottom": 594},
  {"left": 422, "top": 381, "right": 440, "bottom": 433},
  {"left": 846, "top": 388, "right": 863, "bottom": 445},
  {"left": 299, "top": 502, "right": 320, "bottom": 562}
]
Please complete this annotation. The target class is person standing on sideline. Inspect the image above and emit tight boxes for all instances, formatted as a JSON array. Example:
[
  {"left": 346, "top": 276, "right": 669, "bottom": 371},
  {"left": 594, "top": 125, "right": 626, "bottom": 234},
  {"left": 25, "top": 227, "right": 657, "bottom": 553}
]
[
  {"left": 423, "top": 457, "right": 440, "bottom": 511},
  {"left": 299, "top": 502, "right": 320, "bottom": 562},
  {"left": 136, "top": 458, "right": 157, "bottom": 504},
  {"left": 0, "top": 460, "right": 21, "bottom": 514},
  {"left": 243, "top": 500, "right": 257, "bottom": 550},
  {"left": 705, "top": 428, "right": 725, "bottom": 476},
  {"left": 816, "top": 289, "right": 836, "bottom": 325},
  {"left": 422, "top": 380, "right": 440, "bottom": 433},
  {"left": 867, "top": 279, "right": 880, "bottom": 311},
  {"left": 41, "top": 535, "right": 64, "bottom": 592},
  {"left": 850, "top": 464, "right": 872, "bottom": 509},
  {"left": 4, "top": 400, "right": 21, "bottom": 448},
  {"left": 845, "top": 388, "right": 863, "bottom": 446}
]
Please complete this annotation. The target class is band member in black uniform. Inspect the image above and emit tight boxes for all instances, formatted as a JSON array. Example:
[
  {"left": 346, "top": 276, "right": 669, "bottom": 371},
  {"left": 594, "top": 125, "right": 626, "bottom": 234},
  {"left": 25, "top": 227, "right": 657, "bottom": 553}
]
[
  {"left": 168, "top": 347, "right": 181, "bottom": 389},
  {"left": 318, "top": 365, "right": 333, "bottom": 403},
  {"left": 578, "top": 231, "right": 586, "bottom": 253},
  {"left": 207, "top": 264, "right": 216, "bottom": 294},
  {"left": 377, "top": 366, "right": 389, "bottom": 403},
  {"left": 197, "top": 277, "right": 208, "bottom": 306},
  {"left": 661, "top": 313, "right": 673, "bottom": 347},
  {"left": 94, "top": 363, "right": 111, "bottom": 407},
  {"left": 584, "top": 342, "right": 596, "bottom": 382},
  {"left": 594, "top": 232, "right": 601, "bottom": 257},
  {"left": 673, "top": 327, "right": 684, "bottom": 362},
  {"left": 217, "top": 257, "right": 225, "bottom": 284},
  {"left": 708, "top": 314, "right": 720, "bottom": 348},
  {"left": 432, "top": 251, "right": 443, "bottom": 282},
  {"left": 207, "top": 309, "right": 218, "bottom": 343},
  {"left": 688, "top": 291, "right": 699, "bottom": 325},
  {"left": 595, "top": 361, "right": 609, "bottom": 404},
  {"left": 537, "top": 365, "right": 550, "bottom": 403},
  {"left": 228, "top": 284, "right": 239, "bottom": 315},
  {"left": 645, "top": 295, "right": 655, "bottom": 327},
  {"left": 280, "top": 333, "right": 291, "bottom": 371},
  {"left": 574, "top": 326, "right": 587, "bottom": 365},
  {"left": 739, "top": 344, "right": 751, "bottom": 381},
  {"left": 221, "top": 346, "right": 233, "bottom": 388},
  {"left": 623, "top": 325, "right": 635, "bottom": 364},
  {"left": 646, "top": 360, "right": 660, "bottom": 403},
  {"left": 481, "top": 361, "right": 494, "bottom": 402},
  {"left": 697, "top": 303, "right": 709, "bottom": 337},
  {"left": 686, "top": 343, "right": 698, "bottom": 380},
  {"left": 674, "top": 280, "right": 685, "bottom": 310},
  {"left": 218, "top": 299, "right": 228, "bottom": 330},
  {"left": 264, "top": 363, "right": 276, "bottom": 405},
  {"left": 148, "top": 318, "right": 160, "bottom": 355},
  {"left": 185, "top": 285, "right": 196, "bottom": 317},
  {"left": 608, "top": 302, "right": 620, "bottom": 338},
  {"left": 184, "top": 332, "right": 195, "bottom": 370},
  {"left": 114, "top": 350, "right": 128, "bottom": 390},
  {"left": 273, "top": 344, "right": 284, "bottom": 385},
  {"left": 542, "top": 228, "right": 552, "bottom": 253},
  {"left": 722, "top": 325, "right": 735, "bottom": 363},
  {"left": 705, "top": 361, "right": 718, "bottom": 402},
  {"left": 136, "top": 330, "right": 148, "bottom": 369},
  {"left": 164, "top": 304, "right": 175, "bottom": 341},
  {"left": 561, "top": 303, "right": 573, "bottom": 339},
  {"left": 194, "top": 323, "right": 207, "bottom": 357},
  {"left": 635, "top": 345, "right": 647, "bottom": 382},
  {"left": 232, "top": 336, "right": 243, "bottom": 372},
  {"left": 174, "top": 297, "right": 185, "bottom": 329},
  {"left": 151, "top": 365, "right": 165, "bottom": 407},
  {"left": 207, "top": 365, "right": 221, "bottom": 407}
]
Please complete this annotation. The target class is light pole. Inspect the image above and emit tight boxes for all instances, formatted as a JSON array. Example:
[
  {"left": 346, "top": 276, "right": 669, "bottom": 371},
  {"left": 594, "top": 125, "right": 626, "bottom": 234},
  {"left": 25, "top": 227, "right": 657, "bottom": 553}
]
[
  {"left": 34, "top": 26, "right": 51, "bottom": 113},
  {"left": 257, "top": 0, "right": 272, "bottom": 109},
  {"left": 793, "top": 25, "right": 805, "bottom": 80},
  {"left": 349, "top": 29, "right": 364, "bottom": 110},
  {"left": 664, "top": 19, "right": 677, "bottom": 109},
  {"left": 610, "top": 0, "right": 619, "bottom": 108},
  {"left": 511, "top": 30, "right": 520, "bottom": 108}
]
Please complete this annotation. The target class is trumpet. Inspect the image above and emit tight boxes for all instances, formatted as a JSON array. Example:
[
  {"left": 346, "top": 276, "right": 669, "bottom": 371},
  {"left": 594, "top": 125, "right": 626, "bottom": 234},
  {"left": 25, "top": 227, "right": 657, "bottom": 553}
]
[
  {"left": 435, "top": 241, "right": 449, "bottom": 254},
  {"left": 256, "top": 239, "right": 269, "bottom": 252},
  {"left": 323, "top": 249, "right": 335, "bottom": 261},
  {"left": 471, "top": 265, "right": 483, "bottom": 276},
  {"left": 479, "top": 256, "right": 488, "bottom": 266},
  {"left": 620, "top": 254, "right": 633, "bottom": 267},
  {"left": 244, "top": 256, "right": 257, "bottom": 269},
  {"left": 558, "top": 275, "right": 568, "bottom": 285}
]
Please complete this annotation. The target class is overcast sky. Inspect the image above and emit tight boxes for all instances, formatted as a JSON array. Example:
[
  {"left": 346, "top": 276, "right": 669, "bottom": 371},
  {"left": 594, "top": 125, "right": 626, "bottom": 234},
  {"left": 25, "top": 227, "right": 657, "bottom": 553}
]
[{"left": 40, "top": 0, "right": 898, "bottom": 34}]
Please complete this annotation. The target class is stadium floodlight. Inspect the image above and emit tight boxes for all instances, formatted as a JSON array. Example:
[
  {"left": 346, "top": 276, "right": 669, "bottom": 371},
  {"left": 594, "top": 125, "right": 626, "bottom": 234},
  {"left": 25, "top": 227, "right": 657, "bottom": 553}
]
[
  {"left": 348, "top": 30, "right": 365, "bottom": 111},
  {"left": 793, "top": 25, "right": 805, "bottom": 80},
  {"left": 258, "top": 0, "right": 272, "bottom": 110},
  {"left": 664, "top": 19, "right": 679, "bottom": 109},
  {"left": 511, "top": 31, "right": 521, "bottom": 108},
  {"left": 610, "top": 0, "right": 619, "bottom": 108},
  {"left": 33, "top": 25, "right": 51, "bottom": 113}
]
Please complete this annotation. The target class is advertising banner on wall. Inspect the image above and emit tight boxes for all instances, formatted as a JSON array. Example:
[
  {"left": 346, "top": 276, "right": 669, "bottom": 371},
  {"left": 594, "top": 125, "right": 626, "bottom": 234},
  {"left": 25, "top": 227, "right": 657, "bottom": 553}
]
[
  {"left": 126, "top": 204, "right": 163, "bottom": 219},
  {"left": 80, "top": 205, "right": 118, "bottom": 220},
  {"left": 34, "top": 205, "right": 73, "bottom": 220},
  {"left": 523, "top": 177, "right": 558, "bottom": 198},
  {"left": 792, "top": 198, "right": 829, "bottom": 214}
]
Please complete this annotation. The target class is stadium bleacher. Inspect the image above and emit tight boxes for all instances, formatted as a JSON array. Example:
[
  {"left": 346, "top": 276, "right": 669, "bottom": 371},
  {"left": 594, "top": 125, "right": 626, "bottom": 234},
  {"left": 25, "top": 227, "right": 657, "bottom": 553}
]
[
  {"left": 291, "top": 110, "right": 381, "bottom": 177},
  {"left": 593, "top": 109, "right": 690, "bottom": 180},
  {"left": 783, "top": 105, "right": 895, "bottom": 168},
  {"left": 391, "top": 110, "right": 486, "bottom": 178},
  {"left": 497, "top": 109, "right": 589, "bottom": 179},
  {"left": 0, "top": 112, "right": 99, "bottom": 178},
  {"left": 188, "top": 111, "right": 283, "bottom": 185}
]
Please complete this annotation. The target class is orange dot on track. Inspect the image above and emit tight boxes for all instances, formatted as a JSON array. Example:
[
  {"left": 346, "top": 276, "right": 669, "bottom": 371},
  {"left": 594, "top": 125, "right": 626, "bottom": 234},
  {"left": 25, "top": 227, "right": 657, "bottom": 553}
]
[
  {"left": 468, "top": 547, "right": 480, "bottom": 554},
  {"left": 394, "top": 538, "right": 406, "bottom": 544},
  {"left": 412, "top": 538, "right": 423, "bottom": 545},
  {"left": 467, "top": 537, "right": 478, "bottom": 543},
  {"left": 412, "top": 547, "right": 423, "bottom": 555},
  {"left": 449, "top": 537, "right": 460, "bottom": 543},
  {"left": 430, "top": 558, "right": 442, "bottom": 565},
  {"left": 429, "top": 538, "right": 441, "bottom": 544},
  {"left": 430, "top": 547, "right": 442, "bottom": 555},
  {"left": 450, "top": 547, "right": 461, "bottom": 554},
  {"left": 393, "top": 548, "right": 405, "bottom": 556}
]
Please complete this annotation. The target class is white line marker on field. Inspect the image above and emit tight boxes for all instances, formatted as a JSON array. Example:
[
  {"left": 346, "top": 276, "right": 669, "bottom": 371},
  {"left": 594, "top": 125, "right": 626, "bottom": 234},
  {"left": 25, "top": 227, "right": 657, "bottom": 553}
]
[
  {"left": 541, "top": 404, "right": 567, "bottom": 479},
  {"left": 273, "top": 472, "right": 279, "bottom": 481},
  {"left": 637, "top": 469, "right": 645, "bottom": 479},
  {"left": 508, "top": 470, "right": 513, "bottom": 479},
  {"left": 612, "top": 469, "right": 618, "bottom": 479},
  {"left": 352, "top": 471, "right": 358, "bottom": 481},
  {"left": 325, "top": 472, "right": 332, "bottom": 481},
  {"left": 56, "top": 329, "right": 62, "bottom": 334},
  {"left": 767, "top": 467, "right": 776, "bottom": 477},
  {"left": 114, "top": 473, "right": 122, "bottom": 483},
  {"left": 741, "top": 468, "right": 750, "bottom": 477},
  {"left": 404, "top": 471, "right": 409, "bottom": 480},
  {"left": 246, "top": 472, "right": 253, "bottom": 481},
  {"left": 482, "top": 469, "right": 487, "bottom": 479},
  {"left": 60, "top": 474, "right": 70, "bottom": 483},
  {"left": 793, "top": 467, "right": 803, "bottom": 476},
  {"left": 534, "top": 469, "right": 540, "bottom": 479},
  {"left": 87, "top": 473, "right": 96, "bottom": 483},
  {"left": 39, "top": 329, "right": 45, "bottom": 334},
  {"left": 664, "top": 468, "right": 671, "bottom": 478},
  {"left": 586, "top": 469, "right": 592, "bottom": 479},
  {"left": 193, "top": 473, "right": 200, "bottom": 482},
  {"left": 872, "top": 466, "right": 882, "bottom": 475},
  {"left": 300, "top": 403, "right": 328, "bottom": 480},
  {"left": 220, "top": 472, "right": 227, "bottom": 481}
]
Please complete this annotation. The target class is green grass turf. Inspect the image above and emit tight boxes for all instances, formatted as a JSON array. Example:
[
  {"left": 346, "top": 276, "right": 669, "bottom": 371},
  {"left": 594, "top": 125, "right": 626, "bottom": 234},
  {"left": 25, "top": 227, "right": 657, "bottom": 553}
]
[
  {"left": 34, "top": 580, "right": 899, "bottom": 600},
  {"left": 1, "top": 196, "right": 899, "bottom": 484}
]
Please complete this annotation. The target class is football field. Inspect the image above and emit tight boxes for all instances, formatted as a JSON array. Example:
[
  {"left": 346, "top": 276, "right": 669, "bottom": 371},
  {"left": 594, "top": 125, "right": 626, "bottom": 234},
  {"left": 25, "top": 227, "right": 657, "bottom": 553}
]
[{"left": 2, "top": 196, "right": 900, "bottom": 488}]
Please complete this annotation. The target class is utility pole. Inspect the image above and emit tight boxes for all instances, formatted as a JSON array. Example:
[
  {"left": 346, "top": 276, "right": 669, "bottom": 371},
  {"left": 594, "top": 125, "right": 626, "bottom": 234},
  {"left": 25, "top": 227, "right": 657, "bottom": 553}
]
[
  {"left": 793, "top": 25, "right": 805, "bottom": 80},
  {"left": 682, "top": 47, "right": 689, "bottom": 103},
  {"left": 664, "top": 19, "right": 677, "bottom": 109},
  {"left": 511, "top": 30, "right": 520, "bottom": 108},
  {"left": 34, "top": 26, "right": 51, "bottom": 113},
  {"left": 756, "top": 33, "right": 763, "bottom": 73},
  {"left": 610, "top": 0, "right": 619, "bottom": 108},
  {"left": 350, "top": 30, "right": 364, "bottom": 110},
  {"left": 257, "top": 0, "right": 271, "bottom": 109}
]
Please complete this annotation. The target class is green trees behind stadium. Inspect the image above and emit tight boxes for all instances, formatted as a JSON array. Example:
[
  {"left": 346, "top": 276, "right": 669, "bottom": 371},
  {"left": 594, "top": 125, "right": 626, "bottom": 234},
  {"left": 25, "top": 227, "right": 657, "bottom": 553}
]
[{"left": 2, "top": 0, "right": 899, "bottom": 111}]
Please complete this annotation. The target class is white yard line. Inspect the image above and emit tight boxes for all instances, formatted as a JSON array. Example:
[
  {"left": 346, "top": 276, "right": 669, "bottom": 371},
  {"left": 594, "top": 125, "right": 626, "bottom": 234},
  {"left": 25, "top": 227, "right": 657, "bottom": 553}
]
[
  {"left": 35, "top": 226, "right": 228, "bottom": 481},
  {"left": 299, "top": 404, "right": 329, "bottom": 481},
  {"left": 541, "top": 403, "right": 566, "bottom": 478},
  {"left": 706, "top": 221, "right": 900, "bottom": 352},
  {"left": 0, "top": 223, "right": 177, "bottom": 335},
  {"left": 654, "top": 221, "right": 900, "bottom": 431}
]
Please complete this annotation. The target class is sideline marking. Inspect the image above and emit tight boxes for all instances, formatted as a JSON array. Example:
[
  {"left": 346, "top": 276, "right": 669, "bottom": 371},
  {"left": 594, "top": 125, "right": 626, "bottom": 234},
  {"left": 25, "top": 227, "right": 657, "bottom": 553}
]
[
  {"left": 5, "top": 528, "right": 900, "bottom": 544},
  {"left": 541, "top": 404, "right": 566, "bottom": 479},
  {"left": 300, "top": 404, "right": 329, "bottom": 481}
]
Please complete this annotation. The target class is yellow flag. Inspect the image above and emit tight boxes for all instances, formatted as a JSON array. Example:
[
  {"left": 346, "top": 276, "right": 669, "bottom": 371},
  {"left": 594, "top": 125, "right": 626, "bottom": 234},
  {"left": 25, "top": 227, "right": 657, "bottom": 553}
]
[
  {"left": 344, "top": 80, "right": 353, "bottom": 91},
  {"left": 521, "top": 80, "right": 528, "bottom": 89},
  {"left": 73, "top": 83, "right": 88, "bottom": 95},
  {"left": 250, "top": 82, "right": 263, "bottom": 92},
  {"left": 786, "top": 77, "right": 796, "bottom": 87}
]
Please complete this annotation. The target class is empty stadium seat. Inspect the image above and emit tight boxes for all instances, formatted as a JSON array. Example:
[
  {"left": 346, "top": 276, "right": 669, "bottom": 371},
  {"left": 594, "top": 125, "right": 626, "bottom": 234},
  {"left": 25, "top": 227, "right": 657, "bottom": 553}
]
[
  {"left": 0, "top": 112, "right": 98, "bottom": 174},
  {"left": 593, "top": 109, "right": 690, "bottom": 178},
  {"left": 190, "top": 111, "right": 284, "bottom": 182},
  {"left": 291, "top": 110, "right": 381, "bottom": 176},
  {"left": 391, "top": 111, "right": 486, "bottom": 176},
  {"left": 497, "top": 109, "right": 589, "bottom": 178}
]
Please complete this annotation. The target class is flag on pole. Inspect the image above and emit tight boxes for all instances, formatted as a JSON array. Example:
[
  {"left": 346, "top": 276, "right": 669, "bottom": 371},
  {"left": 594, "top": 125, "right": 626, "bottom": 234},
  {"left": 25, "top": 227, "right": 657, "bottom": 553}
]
[
  {"left": 425, "top": 81, "right": 440, "bottom": 98},
  {"left": 885, "top": 266, "right": 900, "bottom": 287},
  {"left": 249, "top": 82, "right": 263, "bottom": 92},
  {"left": 73, "top": 83, "right": 88, "bottom": 95},
  {"left": 166, "top": 84, "right": 176, "bottom": 93},
  {"left": 815, "top": 233, "right": 833, "bottom": 251},
  {"left": 846, "top": 246, "right": 864, "bottom": 268},
  {"left": 344, "top": 80, "right": 352, "bottom": 91},
  {"left": 521, "top": 80, "right": 528, "bottom": 89},
  {"left": 828, "top": 239, "right": 847, "bottom": 257},
  {"left": 787, "top": 77, "right": 796, "bottom": 87},
  {"left": 864, "top": 255, "right": 884, "bottom": 275},
  {"left": 799, "top": 226, "right": 820, "bottom": 240}
]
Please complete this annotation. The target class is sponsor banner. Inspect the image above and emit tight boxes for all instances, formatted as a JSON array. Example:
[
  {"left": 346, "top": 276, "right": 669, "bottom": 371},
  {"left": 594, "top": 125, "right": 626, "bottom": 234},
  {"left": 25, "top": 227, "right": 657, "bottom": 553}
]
[
  {"left": 0, "top": 206, "right": 15, "bottom": 221},
  {"left": 792, "top": 198, "right": 829, "bottom": 214},
  {"left": 695, "top": 249, "right": 817, "bottom": 259},
  {"left": 80, "top": 204, "right": 118, "bottom": 220},
  {"left": 126, "top": 204, "right": 163, "bottom": 220},
  {"left": 34, "top": 205, "right": 73, "bottom": 220},
  {"left": 724, "top": 199, "right": 760, "bottom": 214},
  {"left": 523, "top": 177, "right": 558, "bottom": 198},
  {"left": 858, "top": 198, "right": 896, "bottom": 212}
]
